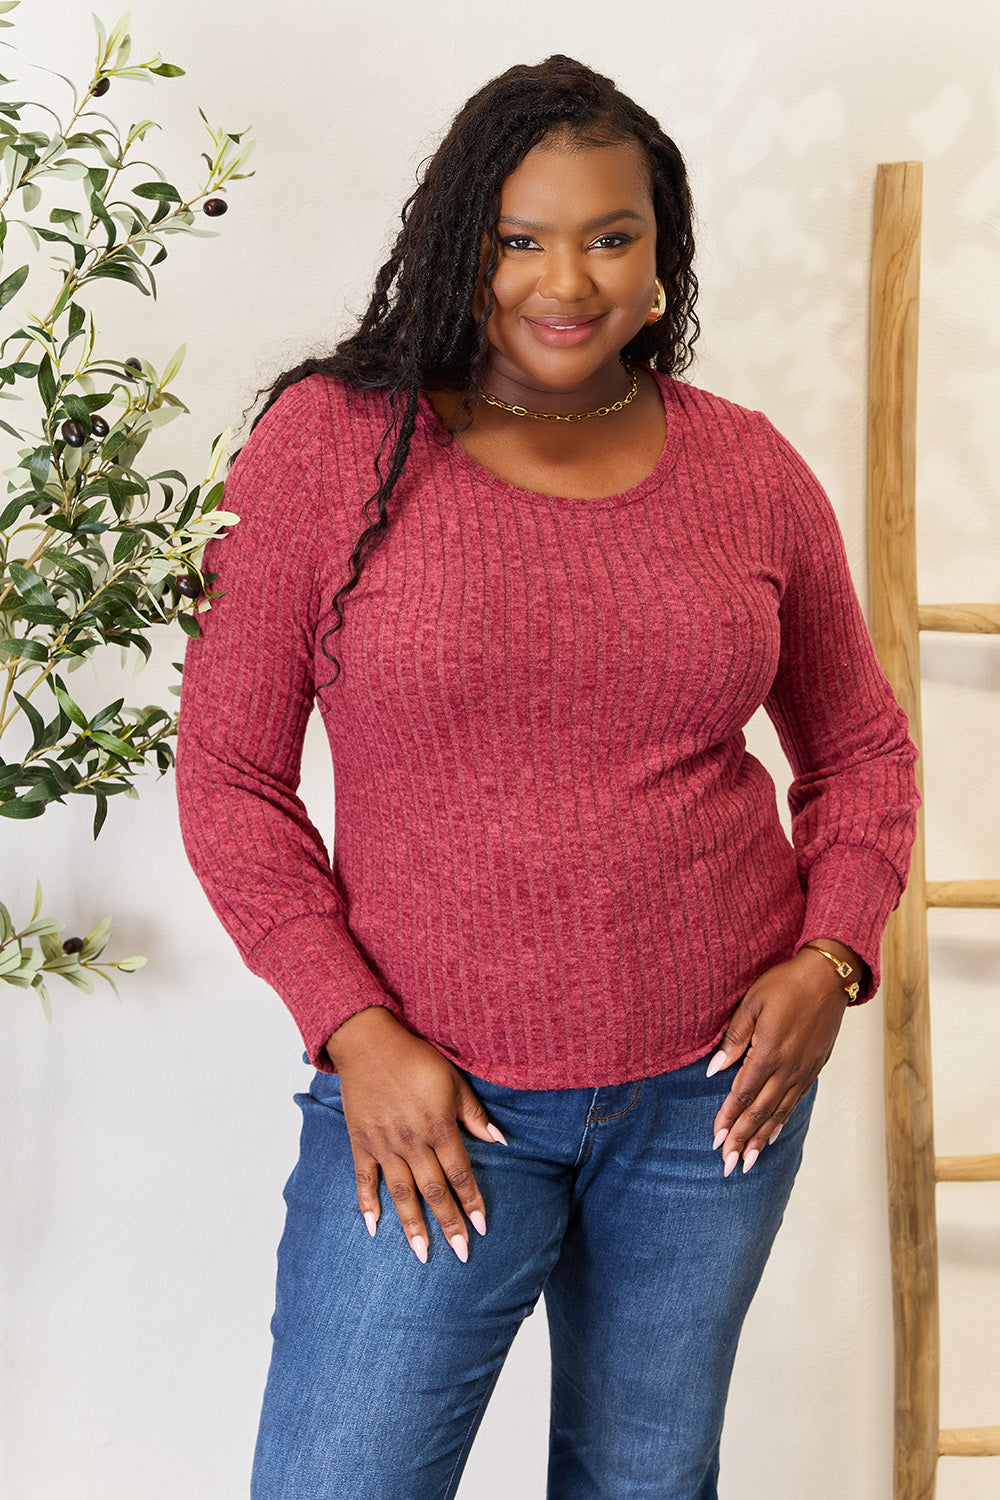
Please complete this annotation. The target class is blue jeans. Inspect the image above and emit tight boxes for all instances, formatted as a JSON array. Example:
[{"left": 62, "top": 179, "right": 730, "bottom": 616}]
[{"left": 251, "top": 1054, "right": 816, "bottom": 1499}]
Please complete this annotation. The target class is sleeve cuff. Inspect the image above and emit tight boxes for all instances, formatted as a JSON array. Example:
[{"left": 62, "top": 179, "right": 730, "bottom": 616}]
[
  {"left": 246, "top": 910, "right": 403, "bottom": 1070},
  {"left": 793, "top": 844, "right": 904, "bottom": 1001}
]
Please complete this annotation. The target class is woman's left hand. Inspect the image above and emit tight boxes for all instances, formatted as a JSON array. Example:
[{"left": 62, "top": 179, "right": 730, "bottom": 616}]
[{"left": 707, "top": 941, "right": 860, "bottom": 1176}]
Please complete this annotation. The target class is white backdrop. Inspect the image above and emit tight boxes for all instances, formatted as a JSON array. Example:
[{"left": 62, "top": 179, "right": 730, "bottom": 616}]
[{"left": 2, "top": 2, "right": 998, "bottom": 1497}]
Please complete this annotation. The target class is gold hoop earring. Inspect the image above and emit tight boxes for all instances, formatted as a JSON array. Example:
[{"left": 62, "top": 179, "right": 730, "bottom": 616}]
[{"left": 646, "top": 277, "right": 667, "bottom": 325}]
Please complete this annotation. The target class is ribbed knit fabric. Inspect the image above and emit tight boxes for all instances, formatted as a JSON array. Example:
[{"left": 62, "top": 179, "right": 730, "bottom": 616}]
[{"left": 175, "top": 370, "right": 919, "bottom": 1088}]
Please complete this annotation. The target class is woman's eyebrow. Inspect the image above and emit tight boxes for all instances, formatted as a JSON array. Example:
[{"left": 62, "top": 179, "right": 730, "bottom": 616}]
[{"left": 496, "top": 209, "right": 646, "bottom": 232}]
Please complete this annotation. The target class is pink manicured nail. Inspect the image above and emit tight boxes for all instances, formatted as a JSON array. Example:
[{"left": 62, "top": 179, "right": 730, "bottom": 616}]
[
  {"left": 486, "top": 1123, "right": 508, "bottom": 1145},
  {"left": 449, "top": 1234, "right": 469, "bottom": 1263},
  {"left": 705, "top": 1051, "right": 728, "bottom": 1078},
  {"left": 724, "top": 1151, "right": 740, "bottom": 1178},
  {"left": 742, "top": 1149, "right": 759, "bottom": 1174},
  {"left": 768, "top": 1124, "right": 783, "bottom": 1146},
  {"left": 410, "top": 1235, "right": 428, "bottom": 1264},
  {"left": 363, "top": 1211, "right": 377, "bottom": 1238},
  {"left": 470, "top": 1210, "right": 487, "bottom": 1236},
  {"left": 713, "top": 1129, "right": 728, "bottom": 1151}
]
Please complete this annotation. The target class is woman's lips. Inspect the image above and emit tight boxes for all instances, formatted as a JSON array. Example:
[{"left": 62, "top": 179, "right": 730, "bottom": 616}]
[{"left": 524, "top": 314, "right": 605, "bottom": 347}]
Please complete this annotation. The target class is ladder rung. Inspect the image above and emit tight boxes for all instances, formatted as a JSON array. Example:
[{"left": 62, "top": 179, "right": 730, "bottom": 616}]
[
  {"left": 919, "top": 603, "right": 1000, "bottom": 633},
  {"left": 935, "top": 1154, "right": 1000, "bottom": 1182},
  {"left": 938, "top": 1426, "right": 1000, "bottom": 1457},
  {"left": 926, "top": 880, "right": 1000, "bottom": 908}
]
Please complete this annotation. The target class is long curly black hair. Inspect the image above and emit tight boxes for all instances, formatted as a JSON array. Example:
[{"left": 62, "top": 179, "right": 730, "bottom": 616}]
[{"left": 251, "top": 54, "right": 699, "bottom": 684}]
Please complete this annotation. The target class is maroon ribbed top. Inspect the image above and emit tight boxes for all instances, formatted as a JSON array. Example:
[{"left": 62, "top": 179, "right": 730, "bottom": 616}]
[{"left": 175, "top": 371, "right": 919, "bottom": 1088}]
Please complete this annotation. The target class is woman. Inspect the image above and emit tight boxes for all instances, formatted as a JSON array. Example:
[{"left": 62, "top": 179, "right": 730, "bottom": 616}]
[{"left": 176, "top": 55, "right": 919, "bottom": 1500}]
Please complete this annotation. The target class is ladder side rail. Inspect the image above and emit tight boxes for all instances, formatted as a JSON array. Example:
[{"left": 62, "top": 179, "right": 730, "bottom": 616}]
[{"left": 867, "top": 159, "right": 940, "bottom": 1500}]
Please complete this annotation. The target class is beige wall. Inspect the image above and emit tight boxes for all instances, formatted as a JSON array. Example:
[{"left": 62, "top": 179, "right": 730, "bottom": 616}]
[{"left": 2, "top": 2, "right": 998, "bottom": 1495}]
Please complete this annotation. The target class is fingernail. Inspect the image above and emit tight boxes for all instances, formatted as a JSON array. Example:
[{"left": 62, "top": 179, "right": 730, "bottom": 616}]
[
  {"left": 705, "top": 1051, "right": 728, "bottom": 1078},
  {"left": 742, "top": 1148, "right": 759, "bottom": 1174},
  {"left": 724, "top": 1150, "right": 740, "bottom": 1178},
  {"left": 449, "top": 1233, "right": 469, "bottom": 1263},
  {"left": 486, "top": 1123, "right": 508, "bottom": 1145},
  {"left": 713, "top": 1129, "right": 728, "bottom": 1151},
  {"left": 768, "top": 1124, "right": 783, "bottom": 1146},
  {"left": 410, "top": 1235, "right": 428, "bottom": 1264},
  {"left": 363, "top": 1211, "right": 377, "bottom": 1238},
  {"left": 470, "top": 1210, "right": 487, "bottom": 1236}
]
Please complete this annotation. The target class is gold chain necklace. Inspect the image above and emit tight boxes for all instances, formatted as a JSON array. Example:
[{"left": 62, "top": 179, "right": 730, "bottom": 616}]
[{"left": 478, "top": 361, "right": 638, "bottom": 423}]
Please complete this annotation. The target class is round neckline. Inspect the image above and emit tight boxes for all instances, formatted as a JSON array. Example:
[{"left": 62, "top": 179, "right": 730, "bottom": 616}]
[{"left": 415, "top": 368, "right": 682, "bottom": 508}]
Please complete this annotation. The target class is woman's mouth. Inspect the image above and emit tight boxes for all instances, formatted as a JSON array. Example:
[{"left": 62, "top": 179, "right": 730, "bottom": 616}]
[{"left": 524, "top": 314, "right": 605, "bottom": 347}]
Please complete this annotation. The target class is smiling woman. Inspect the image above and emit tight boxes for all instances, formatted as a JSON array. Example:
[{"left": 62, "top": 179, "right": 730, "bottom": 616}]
[
  {"left": 430, "top": 136, "right": 670, "bottom": 497},
  {"left": 174, "top": 53, "right": 919, "bottom": 1500},
  {"left": 481, "top": 138, "right": 658, "bottom": 390}
]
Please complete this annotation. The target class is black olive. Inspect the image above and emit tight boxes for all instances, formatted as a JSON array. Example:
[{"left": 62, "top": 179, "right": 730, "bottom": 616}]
[
  {"left": 90, "top": 415, "right": 109, "bottom": 438},
  {"left": 93, "top": 77, "right": 110, "bottom": 97},
  {"left": 175, "top": 575, "right": 201, "bottom": 599},
  {"left": 202, "top": 198, "right": 228, "bottom": 217},
  {"left": 61, "top": 418, "right": 87, "bottom": 447},
  {"left": 62, "top": 936, "right": 85, "bottom": 954},
  {"left": 124, "top": 357, "right": 143, "bottom": 376}
]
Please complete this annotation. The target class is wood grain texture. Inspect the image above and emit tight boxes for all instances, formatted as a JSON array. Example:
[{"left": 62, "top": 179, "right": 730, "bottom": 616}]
[
  {"left": 925, "top": 880, "right": 1000, "bottom": 908},
  {"left": 938, "top": 1427, "right": 1000, "bottom": 1457},
  {"left": 867, "top": 160, "right": 941, "bottom": 1500},
  {"left": 934, "top": 1154, "right": 1000, "bottom": 1182},
  {"left": 918, "top": 603, "right": 1000, "bottom": 633}
]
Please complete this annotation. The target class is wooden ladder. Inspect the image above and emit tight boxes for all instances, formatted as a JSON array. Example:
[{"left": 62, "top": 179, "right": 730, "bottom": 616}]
[{"left": 867, "top": 159, "right": 1000, "bottom": 1499}]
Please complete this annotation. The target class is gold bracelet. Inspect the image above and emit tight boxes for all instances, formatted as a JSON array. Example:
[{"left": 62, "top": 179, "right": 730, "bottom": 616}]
[{"left": 802, "top": 942, "right": 861, "bottom": 1003}]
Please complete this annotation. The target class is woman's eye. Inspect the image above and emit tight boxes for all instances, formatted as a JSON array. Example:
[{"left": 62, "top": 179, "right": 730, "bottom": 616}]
[
  {"left": 591, "top": 233, "right": 631, "bottom": 249},
  {"left": 499, "top": 235, "right": 538, "bottom": 251}
]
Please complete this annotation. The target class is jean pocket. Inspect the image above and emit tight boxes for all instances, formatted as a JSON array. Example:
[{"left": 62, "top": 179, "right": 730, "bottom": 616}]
[{"left": 460, "top": 1068, "right": 524, "bottom": 1103}]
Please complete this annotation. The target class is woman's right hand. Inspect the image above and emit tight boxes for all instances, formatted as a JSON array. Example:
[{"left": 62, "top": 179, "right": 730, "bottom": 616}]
[{"left": 324, "top": 1006, "right": 505, "bottom": 1263}]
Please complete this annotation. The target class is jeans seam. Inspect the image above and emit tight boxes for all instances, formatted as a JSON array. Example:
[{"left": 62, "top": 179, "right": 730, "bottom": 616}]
[
  {"left": 574, "top": 1089, "right": 602, "bottom": 1167},
  {"left": 592, "top": 1080, "right": 644, "bottom": 1122},
  {"left": 440, "top": 1359, "right": 507, "bottom": 1499}
]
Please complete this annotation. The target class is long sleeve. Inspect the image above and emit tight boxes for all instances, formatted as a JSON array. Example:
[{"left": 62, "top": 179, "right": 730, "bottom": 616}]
[
  {"left": 174, "top": 380, "right": 400, "bottom": 1067},
  {"left": 761, "top": 422, "right": 920, "bottom": 996}
]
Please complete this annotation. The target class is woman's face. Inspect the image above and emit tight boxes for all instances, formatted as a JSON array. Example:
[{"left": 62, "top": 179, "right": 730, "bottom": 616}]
[{"left": 478, "top": 135, "right": 659, "bottom": 397}]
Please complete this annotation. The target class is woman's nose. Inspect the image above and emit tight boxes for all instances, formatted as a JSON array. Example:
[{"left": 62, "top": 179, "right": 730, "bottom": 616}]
[{"left": 536, "top": 250, "right": 594, "bottom": 303}]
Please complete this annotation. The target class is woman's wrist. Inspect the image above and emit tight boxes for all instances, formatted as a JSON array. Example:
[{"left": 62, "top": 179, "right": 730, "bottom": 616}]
[
  {"left": 324, "top": 1004, "right": 405, "bottom": 1070},
  {"left": 804, "top": 936, "right": 861, "bottom": 971},
  {"left": 797, "top": 937, "right": 864, "bottom": 1003}
]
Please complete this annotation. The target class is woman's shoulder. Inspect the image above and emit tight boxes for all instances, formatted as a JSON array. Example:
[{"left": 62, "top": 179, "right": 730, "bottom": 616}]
[
  {"left": 652, "top": 370, "right": 776, "bottom": 438},
  {"left": 228, "top": 374, "right": 392, "bottom": 507},
  {"left": 652, "top": 371, "right": 818, "bottom": 477},
  {"left": 218, "top": 375, "right": 384, "bottom": 531},
  {"left": 253, "top": 372, "right": 390, "bottom": 445}
]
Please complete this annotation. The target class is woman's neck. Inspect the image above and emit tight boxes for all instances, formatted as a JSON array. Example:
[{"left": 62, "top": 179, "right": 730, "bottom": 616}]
[{"left": 478, "top": 357, "right": 633, "bottom": 418}]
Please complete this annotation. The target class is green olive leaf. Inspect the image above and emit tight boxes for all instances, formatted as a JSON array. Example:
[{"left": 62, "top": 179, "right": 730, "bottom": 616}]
[{"left": 0, "top": 263, "right": 28, "bottom": 309}]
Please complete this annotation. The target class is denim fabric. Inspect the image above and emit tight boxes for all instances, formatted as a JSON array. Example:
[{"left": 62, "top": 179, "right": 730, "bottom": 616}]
[{"left": 251, "top": 1054, "right": 816, "bottom": 1499}]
